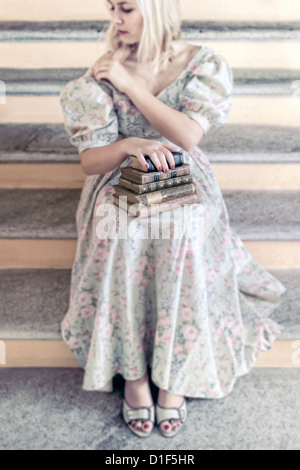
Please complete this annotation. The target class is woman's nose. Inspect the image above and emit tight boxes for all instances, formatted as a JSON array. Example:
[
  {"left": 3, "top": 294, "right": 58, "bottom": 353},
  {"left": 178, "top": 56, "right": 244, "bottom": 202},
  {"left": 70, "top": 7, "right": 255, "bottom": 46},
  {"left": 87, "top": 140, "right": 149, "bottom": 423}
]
[{"left": 111, "top": 10, "right": 124, "bottom": 25}]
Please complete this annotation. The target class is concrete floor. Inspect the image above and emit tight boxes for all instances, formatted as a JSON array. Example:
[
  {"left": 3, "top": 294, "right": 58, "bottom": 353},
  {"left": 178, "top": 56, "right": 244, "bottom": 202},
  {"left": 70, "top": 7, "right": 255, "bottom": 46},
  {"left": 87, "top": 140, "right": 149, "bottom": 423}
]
[{"left": 0, "top": 367, "right": 300, "bottom": 450}]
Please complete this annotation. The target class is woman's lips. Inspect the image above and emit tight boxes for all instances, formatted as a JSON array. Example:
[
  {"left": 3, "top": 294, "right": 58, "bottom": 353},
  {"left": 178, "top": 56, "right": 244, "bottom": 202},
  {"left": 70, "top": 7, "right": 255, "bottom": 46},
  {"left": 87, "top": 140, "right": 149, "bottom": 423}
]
[{"left": 118, "top": 30, "right": 128, "bottom": 35}]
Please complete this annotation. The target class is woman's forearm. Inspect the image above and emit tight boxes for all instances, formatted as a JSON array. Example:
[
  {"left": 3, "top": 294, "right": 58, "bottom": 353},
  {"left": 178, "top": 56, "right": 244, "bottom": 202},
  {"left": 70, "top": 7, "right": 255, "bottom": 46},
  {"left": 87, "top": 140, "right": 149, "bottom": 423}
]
[
  {"left": 80, "top": 136, "right": 128, "bottom": 176},
  {"left": 124, "top": 83, "right": 204, "bottom": 152}
]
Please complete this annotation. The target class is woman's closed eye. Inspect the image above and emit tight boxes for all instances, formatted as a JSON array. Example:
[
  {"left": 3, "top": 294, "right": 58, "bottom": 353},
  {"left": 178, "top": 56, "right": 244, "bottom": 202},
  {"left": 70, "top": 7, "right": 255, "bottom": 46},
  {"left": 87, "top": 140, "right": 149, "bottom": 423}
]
[{"left": 108, "top": 7, "right": 134, "bottom": 13}]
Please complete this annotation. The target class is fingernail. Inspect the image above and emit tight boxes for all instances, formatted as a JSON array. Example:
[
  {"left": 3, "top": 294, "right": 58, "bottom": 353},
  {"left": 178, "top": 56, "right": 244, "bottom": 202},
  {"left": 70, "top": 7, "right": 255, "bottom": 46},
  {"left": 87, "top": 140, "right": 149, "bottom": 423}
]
[
  {"left": 171, "top": 165, "right": 175, "bottom": 169},
  {"left": 165, "top": 168, "right": 169, "bottom": 173}
]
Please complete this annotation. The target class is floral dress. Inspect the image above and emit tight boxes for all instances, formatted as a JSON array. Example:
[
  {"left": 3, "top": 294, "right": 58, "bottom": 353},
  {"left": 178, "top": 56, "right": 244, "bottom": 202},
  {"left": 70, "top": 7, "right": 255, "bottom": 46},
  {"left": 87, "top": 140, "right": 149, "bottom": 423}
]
[{"left": 59, "top": 45, "right": 287, "bottom": 398}]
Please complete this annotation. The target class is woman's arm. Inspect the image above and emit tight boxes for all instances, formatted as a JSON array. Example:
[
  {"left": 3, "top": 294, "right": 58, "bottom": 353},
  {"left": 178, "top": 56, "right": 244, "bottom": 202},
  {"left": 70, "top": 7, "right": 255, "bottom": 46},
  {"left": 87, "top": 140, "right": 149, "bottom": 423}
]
[
  {"left": 123, "top": 83, "right": 205, "bottom": 152},
  {"left": 91, "top": 54, "right": 204, "bottom": 152},
  {"left": 80, "top": 136, "right": 128, "bottom": 175},
  {"left": 80, "top": 135, "right": 178, "bottom": 176}
]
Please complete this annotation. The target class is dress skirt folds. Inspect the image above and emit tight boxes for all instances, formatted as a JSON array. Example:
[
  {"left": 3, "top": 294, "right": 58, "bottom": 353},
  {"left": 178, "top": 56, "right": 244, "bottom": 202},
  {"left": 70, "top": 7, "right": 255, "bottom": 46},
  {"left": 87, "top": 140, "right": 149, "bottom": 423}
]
[{"left": 59, "top": 45, "right": 287, "bottom": 398}]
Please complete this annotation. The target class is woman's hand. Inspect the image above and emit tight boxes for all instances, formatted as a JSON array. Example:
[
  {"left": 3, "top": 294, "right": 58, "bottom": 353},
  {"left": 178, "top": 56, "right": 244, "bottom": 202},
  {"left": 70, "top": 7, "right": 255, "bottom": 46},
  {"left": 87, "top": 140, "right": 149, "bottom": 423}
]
[
  {"left": 91, "top": 51, "right": 135, "bottom": 94},
  {"left": 123, "top": 137, "right": 179, "bottom": 172}
]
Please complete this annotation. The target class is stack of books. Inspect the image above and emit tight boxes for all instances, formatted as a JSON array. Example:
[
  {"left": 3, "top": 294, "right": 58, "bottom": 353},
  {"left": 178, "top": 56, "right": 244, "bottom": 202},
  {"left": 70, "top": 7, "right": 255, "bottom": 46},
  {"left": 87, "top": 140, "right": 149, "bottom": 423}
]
[{"left": 112, "top": 152, "right": 199, "bottom": 217}]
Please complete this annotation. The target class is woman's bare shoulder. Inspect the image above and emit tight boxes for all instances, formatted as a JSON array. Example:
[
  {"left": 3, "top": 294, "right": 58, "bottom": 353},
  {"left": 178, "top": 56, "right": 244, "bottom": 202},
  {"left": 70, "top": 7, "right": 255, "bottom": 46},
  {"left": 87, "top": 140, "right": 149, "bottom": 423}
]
[{"left": 171, "top": 41, "right": 202, "bottom": 64}]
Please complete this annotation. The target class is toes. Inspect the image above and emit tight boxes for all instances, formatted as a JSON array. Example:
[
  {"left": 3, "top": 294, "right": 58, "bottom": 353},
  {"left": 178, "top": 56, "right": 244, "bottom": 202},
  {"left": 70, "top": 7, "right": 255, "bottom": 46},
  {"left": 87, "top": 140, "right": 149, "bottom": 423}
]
[
  {"left": 160, "top": 421, "right": 172, "bottom": 433},
  {"left": 131, "top": 420, "right": 153, "bottom": 433},
  {"left": 172, "top": 423, "right": 177, "bottom": 430},
  {"left": 142, "top": 421, "right": 153, "bottom": 432},
  {"left": 132, "top": 420, "right": 142, "bottom": 430},
  {"left": 160, "top": 420, "right": 182, "bottom": 433}
]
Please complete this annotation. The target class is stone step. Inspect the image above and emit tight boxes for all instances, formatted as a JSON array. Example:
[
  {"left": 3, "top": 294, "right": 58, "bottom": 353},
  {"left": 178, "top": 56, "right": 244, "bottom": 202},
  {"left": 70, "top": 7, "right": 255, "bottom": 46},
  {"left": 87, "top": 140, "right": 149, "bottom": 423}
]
[
  {"left": 0, "top": 268, "right": 298, "bottom": 342},
  {"left": 2, "top": 0, "right": 299, "bottom": 22},
  {"left": 1, "top": 21, "right": 300, "bottom": 42},
  {"left": 1, "top": 40, "right": 300, "bottom": 69},
  {"left": 1, "top": 163, "right": 300, "bottom": 191},
  {"left": 0, "top": 124, "right": 299, "bottom": 160},
  {"left": 2, "top": 240, "right": 298, "bottom": 270},
  {"left": 2, "top": 151, "right": 300, "bottom": 165},
  {"left": 0, "top": 164, "right": 85, "bottom": 189},
  {"left": 2, "top": 96, "right": 299, "bottom": 127},
  {"left": 0, "top": 368, "right": 299, "bottom": 450},
  {"left": 0, "top": 189, "right": 299, "bottom": 241},
  {"left": 2, "top": 339, "right": 297, "bottom": 368},
  {"left": 2, "top": 68, "right": 299, "bottom": 96},
  {"left": 3, "top": 338, "right": 298, "bottom": 370}
]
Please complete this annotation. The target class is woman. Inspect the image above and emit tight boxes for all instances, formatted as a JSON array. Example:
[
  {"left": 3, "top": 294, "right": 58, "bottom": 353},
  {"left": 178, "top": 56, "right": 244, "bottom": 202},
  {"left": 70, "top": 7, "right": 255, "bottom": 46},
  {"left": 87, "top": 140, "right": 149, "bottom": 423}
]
[{"left": 59, "top": 0, "right": 287, "bottom": 439}]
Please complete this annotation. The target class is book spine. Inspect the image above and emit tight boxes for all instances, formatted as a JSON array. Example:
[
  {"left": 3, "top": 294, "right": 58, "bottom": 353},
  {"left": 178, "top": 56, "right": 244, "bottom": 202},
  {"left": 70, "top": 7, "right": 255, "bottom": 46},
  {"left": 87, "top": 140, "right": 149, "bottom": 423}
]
[
  {"left": 136, "top": 193, "right": 199, "bottom": 218},
  {"left": 119, "top": 174, "right": 194, "bottom": 194},
  {"left": 130, "top": 152, "right": 183, "bottom": 173},
  {"left": 138, "top": 182, "right": 197, "bottom": 205},
  {"left": 120, "top": 164, "right": 190, "bottom": 184},
  {"left": 113, "top": 193, "right": 198, "bottom": 218},
  {"left": 114, "top": 182, "right": 197, "bottom": 205}
]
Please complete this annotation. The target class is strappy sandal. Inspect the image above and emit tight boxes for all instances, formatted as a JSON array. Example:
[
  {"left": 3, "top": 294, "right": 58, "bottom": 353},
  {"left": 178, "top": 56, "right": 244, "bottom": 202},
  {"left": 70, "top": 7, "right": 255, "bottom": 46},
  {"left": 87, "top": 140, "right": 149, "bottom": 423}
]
[
  {"left": 156, "top": 397, "right": 187, "bottom": 438},
  {"left": 122, "top": 398, "right": 155, "bottom": 438}
]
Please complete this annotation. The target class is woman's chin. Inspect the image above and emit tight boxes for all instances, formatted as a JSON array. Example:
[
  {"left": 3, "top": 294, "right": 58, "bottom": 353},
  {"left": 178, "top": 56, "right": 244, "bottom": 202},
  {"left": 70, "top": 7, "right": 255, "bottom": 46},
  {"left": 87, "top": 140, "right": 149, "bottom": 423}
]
[{"left": 119, "top": 36, "right": 140, "bottom": 46}]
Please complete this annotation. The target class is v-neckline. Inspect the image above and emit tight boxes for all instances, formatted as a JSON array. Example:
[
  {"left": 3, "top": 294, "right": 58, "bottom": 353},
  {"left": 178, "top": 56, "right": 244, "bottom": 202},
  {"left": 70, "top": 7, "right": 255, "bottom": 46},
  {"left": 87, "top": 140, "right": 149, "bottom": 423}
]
[{"left": 153, "top": 45, "right": 205, "bottom": 99}]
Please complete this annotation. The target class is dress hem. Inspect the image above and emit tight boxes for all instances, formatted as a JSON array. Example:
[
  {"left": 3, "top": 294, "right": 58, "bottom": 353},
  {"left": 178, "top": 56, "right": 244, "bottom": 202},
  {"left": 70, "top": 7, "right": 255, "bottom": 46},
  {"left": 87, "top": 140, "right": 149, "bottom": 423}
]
[{"left": 62, "top": 312, "right": 284, "bottom": 399}]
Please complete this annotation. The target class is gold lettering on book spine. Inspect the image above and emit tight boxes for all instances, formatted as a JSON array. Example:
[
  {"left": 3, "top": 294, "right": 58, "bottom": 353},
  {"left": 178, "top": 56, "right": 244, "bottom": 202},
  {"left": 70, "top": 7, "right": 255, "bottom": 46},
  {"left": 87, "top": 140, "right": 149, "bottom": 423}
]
[{"left": 139, "top": 183, "right": 196, "bottom": 205}]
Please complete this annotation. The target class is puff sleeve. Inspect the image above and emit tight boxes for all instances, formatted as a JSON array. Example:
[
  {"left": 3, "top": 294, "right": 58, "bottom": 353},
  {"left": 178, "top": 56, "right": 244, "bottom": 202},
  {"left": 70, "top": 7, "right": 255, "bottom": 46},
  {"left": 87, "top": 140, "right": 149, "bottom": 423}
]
[
  {"left": 59, "top": 73, "right": 119, "bottom": 154},
  {"left": 180, "top": 50, "right": 234, "bottom": 135}
]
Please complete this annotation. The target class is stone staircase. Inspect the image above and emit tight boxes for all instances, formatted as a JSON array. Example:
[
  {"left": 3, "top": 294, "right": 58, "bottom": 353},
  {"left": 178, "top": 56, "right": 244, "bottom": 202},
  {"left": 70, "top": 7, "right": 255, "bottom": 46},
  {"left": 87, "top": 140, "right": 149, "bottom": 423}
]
[{"left": 0, "top": 0, "right": 300, "bottom": 450}]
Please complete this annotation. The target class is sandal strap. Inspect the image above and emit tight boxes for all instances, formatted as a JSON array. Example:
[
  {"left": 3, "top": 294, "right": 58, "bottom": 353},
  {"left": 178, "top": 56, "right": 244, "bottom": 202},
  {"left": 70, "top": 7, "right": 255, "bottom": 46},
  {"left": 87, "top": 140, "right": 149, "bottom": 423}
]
[
  {"left": 123, "top": 400, "right": 155, "bottom": 424},
  {"left": 156, "top": 399, "right": 187, "bottom": 425}
]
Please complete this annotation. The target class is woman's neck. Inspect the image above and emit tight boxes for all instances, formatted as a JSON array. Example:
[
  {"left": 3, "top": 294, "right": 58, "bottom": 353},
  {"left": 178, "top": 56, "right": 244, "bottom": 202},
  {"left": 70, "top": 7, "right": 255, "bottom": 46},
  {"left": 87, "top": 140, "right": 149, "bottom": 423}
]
[{"left": 128, "top": 43, "right": 139, "bottom": 61}]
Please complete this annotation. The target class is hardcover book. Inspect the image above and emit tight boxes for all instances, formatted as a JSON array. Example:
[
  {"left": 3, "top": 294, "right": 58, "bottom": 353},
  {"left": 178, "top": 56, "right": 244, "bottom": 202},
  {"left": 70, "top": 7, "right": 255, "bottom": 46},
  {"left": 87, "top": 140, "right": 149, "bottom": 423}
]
[
  {"left": 118, "top": 174, "right": 194, "bottom": 195},
  {"left": 113, "top": 182, "right": 197, "bottom": 206},
  {"left": 130, "top": 151, "right": 183, "bottom": 173},
  {"left": 113, "top": 193, "right": 199, "bottom": 218},
  {"left": 120, "top": 163, "right": 190, "bottom": 184}
]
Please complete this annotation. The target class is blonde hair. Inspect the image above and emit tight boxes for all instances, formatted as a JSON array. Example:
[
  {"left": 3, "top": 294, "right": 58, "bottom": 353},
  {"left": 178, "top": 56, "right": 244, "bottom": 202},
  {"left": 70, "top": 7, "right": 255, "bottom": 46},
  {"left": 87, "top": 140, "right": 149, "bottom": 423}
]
[{"left": 103, "top": 0, "right": 182, "bottom": 75}]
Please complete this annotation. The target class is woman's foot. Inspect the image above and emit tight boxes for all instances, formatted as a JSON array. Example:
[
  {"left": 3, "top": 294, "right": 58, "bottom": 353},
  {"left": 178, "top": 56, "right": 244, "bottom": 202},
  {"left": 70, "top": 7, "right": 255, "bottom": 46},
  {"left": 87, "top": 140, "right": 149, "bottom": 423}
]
[
  {"left": 124, "top": 371, "right": 154, "bottom": 434},
  {"left": 157, "top": 389, "right": 185, "bottom": 434}
]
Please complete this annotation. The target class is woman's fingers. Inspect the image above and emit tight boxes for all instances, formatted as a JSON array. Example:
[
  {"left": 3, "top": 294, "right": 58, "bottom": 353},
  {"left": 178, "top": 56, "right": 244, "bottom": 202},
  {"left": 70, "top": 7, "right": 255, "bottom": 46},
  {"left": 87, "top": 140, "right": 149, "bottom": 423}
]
[
  {"left": 93, "top": 65, "right": 109, "bottom": 77},
  {"left": 137, "top": 152, "right": 161, "bottom": 170},
  {"left": 163, "top": 149, "right": 176, "bottom": 169},
  {"left": 95, "top": 61, "right": 111, "bottom": 70},
  {"left": 139, "top": 152, "right": 175, "bottom": 172},
  {"left": 162, "top": 144, "right": 179, "bottom": 169},
  {"left": 150, "top": 152, "right": 163, "bottom": 171},
  {"left": 137, "top": 153, "right": 150, "bottom": 169},
  {"left": 133, "top": 139, "right": 179, "bottom": 171},
  {"left": 156, "top": 151, "right": 170, "bottom": 172}
]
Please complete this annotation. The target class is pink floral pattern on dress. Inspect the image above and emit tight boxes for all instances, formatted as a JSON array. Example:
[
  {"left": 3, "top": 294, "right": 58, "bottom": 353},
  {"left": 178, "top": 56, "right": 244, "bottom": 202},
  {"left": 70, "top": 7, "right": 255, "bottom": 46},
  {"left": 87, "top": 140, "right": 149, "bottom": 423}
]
[{"left": 59, "top": 44, "right": 287, "bottom": 397}]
